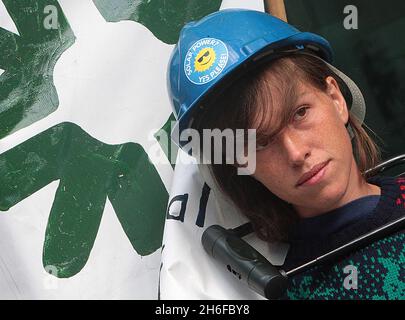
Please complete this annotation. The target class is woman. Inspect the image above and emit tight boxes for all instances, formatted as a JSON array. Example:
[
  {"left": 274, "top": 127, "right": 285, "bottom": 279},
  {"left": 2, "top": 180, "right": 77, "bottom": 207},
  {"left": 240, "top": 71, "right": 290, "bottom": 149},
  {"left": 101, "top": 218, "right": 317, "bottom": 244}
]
[{"left": 167, "top": 9, "right": 405, "bottom": 299}]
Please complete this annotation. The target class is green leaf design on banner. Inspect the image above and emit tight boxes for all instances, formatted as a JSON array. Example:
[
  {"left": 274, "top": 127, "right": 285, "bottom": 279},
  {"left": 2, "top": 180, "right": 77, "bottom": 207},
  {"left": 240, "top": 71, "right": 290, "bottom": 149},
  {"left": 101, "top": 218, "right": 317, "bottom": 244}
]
[
  {"left": 0, "top": 0, "right": 215, "bottom": 279},
  {"left": 155, "top": 113, "right": 178, "bottom": 168},
  {"left": 0, "top": 122, "right": 168, "bottom": 278},
  {"left": 93, "top": 0, "right": 223, "bottom": 44},
  {"left": 0, "top": 0, "right": 75, "bottom": 139}
]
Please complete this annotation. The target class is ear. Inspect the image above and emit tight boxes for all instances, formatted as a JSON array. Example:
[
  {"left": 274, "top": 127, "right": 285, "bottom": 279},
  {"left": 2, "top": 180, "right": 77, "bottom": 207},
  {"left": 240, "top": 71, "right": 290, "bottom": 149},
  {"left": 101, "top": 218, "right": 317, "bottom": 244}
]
[{"left": 325, "top": 76, "right": 349, "bottom": 125}]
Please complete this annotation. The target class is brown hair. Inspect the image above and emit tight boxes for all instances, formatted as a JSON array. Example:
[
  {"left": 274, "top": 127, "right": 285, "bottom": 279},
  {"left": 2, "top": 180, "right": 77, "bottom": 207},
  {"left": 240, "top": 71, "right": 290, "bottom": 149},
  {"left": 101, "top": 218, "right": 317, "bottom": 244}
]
[{"left": 192, "top": 53, "right": 381, "bottom": 242}]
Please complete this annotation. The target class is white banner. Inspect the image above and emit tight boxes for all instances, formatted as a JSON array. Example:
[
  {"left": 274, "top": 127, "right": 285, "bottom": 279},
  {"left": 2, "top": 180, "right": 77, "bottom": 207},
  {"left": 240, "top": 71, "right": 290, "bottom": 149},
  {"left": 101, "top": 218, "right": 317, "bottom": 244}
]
[{"left": 160, "top": 151, "right": 289, "bottom": 300}]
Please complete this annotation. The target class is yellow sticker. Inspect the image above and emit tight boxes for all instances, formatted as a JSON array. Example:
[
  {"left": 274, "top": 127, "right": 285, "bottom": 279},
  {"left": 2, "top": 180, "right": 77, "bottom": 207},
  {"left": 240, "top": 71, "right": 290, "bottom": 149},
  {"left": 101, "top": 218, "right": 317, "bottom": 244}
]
[{"left": 194, "top": 47, "right": 216, "bottom": 72}]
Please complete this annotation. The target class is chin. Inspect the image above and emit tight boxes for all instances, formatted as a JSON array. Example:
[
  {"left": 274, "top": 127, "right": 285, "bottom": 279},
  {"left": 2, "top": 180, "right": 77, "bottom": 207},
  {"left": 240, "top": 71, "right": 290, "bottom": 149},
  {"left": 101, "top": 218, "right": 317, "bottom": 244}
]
[{"left": 318, "top": 179, "right": 349, "bottom": 209}]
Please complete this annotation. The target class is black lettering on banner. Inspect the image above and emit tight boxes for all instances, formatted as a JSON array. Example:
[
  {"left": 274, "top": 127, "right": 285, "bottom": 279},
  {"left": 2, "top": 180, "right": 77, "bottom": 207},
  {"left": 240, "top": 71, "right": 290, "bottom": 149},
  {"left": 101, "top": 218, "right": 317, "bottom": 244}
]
[
  {"left": 196, "top": 183, "right": 211, "bottom": 227},
  {"left": 166, "top": 194, "right": 188, "bottom": 222}
]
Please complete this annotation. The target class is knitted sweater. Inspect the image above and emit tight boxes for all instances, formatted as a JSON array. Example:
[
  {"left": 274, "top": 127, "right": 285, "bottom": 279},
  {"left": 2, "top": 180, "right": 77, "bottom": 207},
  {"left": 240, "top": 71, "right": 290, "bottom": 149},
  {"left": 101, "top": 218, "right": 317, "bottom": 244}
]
[{"left": 283, "top": 176, "right": 405, "bottom": 300}]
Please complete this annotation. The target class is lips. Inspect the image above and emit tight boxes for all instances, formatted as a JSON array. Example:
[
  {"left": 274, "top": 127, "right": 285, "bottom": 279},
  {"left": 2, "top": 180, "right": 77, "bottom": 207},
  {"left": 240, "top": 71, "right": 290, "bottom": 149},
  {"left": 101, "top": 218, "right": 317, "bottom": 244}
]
[{"left": 296, "top": 160, "right": 330, "bottom": 187}]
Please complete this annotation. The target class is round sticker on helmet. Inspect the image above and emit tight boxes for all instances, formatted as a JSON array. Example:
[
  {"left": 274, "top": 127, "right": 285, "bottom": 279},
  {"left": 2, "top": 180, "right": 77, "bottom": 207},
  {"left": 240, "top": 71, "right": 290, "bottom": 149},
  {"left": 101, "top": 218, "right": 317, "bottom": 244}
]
[{"left": 184, "top": 38, "right": 228, "bottom": 85}]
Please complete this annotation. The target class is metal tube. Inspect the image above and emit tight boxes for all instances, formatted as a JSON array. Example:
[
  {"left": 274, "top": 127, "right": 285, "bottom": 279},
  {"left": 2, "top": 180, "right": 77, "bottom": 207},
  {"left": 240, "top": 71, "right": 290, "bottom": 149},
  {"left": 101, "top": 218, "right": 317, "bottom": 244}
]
[{"left": 285, "top": 215, "right": 405, "bottom": 277}]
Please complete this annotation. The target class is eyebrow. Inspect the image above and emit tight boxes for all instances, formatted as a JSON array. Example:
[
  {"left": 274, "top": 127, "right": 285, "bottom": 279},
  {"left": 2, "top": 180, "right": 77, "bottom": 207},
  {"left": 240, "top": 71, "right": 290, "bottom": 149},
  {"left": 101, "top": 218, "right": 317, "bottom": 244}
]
[
  {"left": 296, "top": 90, "right": 314, "bottom": 100},
  {"left": 297, "top": 90, "right": 310, "bottom": 97},
  {"left": 284, "top": 87, "right": 315, "bottom": 113}
]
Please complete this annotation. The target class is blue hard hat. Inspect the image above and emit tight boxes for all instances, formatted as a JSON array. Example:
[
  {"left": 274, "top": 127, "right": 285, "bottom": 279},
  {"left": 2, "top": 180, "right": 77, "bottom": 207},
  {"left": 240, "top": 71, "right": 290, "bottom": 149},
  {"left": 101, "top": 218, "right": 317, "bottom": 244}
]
[{"left": 167, "top": 9, "right": 365, "bottom": 147}]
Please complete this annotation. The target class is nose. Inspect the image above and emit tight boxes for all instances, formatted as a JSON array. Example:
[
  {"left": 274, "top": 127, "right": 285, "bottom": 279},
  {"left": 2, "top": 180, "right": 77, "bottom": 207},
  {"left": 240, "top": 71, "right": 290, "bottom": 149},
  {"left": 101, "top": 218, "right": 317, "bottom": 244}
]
[{"left": 279, "top": 129, "right": 310, "bottom": 167}]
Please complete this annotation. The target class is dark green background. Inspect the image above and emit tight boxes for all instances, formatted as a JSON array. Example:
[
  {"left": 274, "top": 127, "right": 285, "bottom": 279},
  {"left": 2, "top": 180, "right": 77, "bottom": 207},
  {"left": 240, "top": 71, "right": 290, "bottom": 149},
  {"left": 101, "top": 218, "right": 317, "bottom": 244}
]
[{"left": 286, "top": 0, "right": 405, "bottom": 174}]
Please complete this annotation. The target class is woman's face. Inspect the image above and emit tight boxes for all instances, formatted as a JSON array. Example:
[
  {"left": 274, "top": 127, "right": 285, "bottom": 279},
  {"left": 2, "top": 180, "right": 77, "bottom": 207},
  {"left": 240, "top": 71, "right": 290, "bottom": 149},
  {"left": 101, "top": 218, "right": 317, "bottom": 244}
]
[{"left": 252, "top": 76, "right": 357, "bottom": 217}]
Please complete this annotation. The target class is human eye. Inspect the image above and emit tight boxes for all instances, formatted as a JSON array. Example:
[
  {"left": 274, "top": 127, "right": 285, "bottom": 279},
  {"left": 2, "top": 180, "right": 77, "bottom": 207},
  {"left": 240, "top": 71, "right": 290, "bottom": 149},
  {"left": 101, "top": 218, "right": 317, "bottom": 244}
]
[
  {"left": 256, "top": 143, "right": 269, "bottom": 151},
  {"left": 256, "top": 135, "right": 276, "bottom": 151},
  {"left": 293, "top": 105, "right": 310, "bottom": 122}
]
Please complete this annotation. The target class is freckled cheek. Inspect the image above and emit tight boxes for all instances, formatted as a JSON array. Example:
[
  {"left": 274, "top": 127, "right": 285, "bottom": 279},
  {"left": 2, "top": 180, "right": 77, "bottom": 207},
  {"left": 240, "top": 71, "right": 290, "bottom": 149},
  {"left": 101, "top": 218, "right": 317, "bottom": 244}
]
[
  {"left": 311, "top": 117, "right": 350, "bottom": 154},
  {"left": 331, "top": 125, "right": 352, "bottom": 156},
  {"left": 252, "top": 158, "right": 286, "bottom": 189},
  {"left": 253, "top": 170, "right": 296, "bottom": 202}
]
